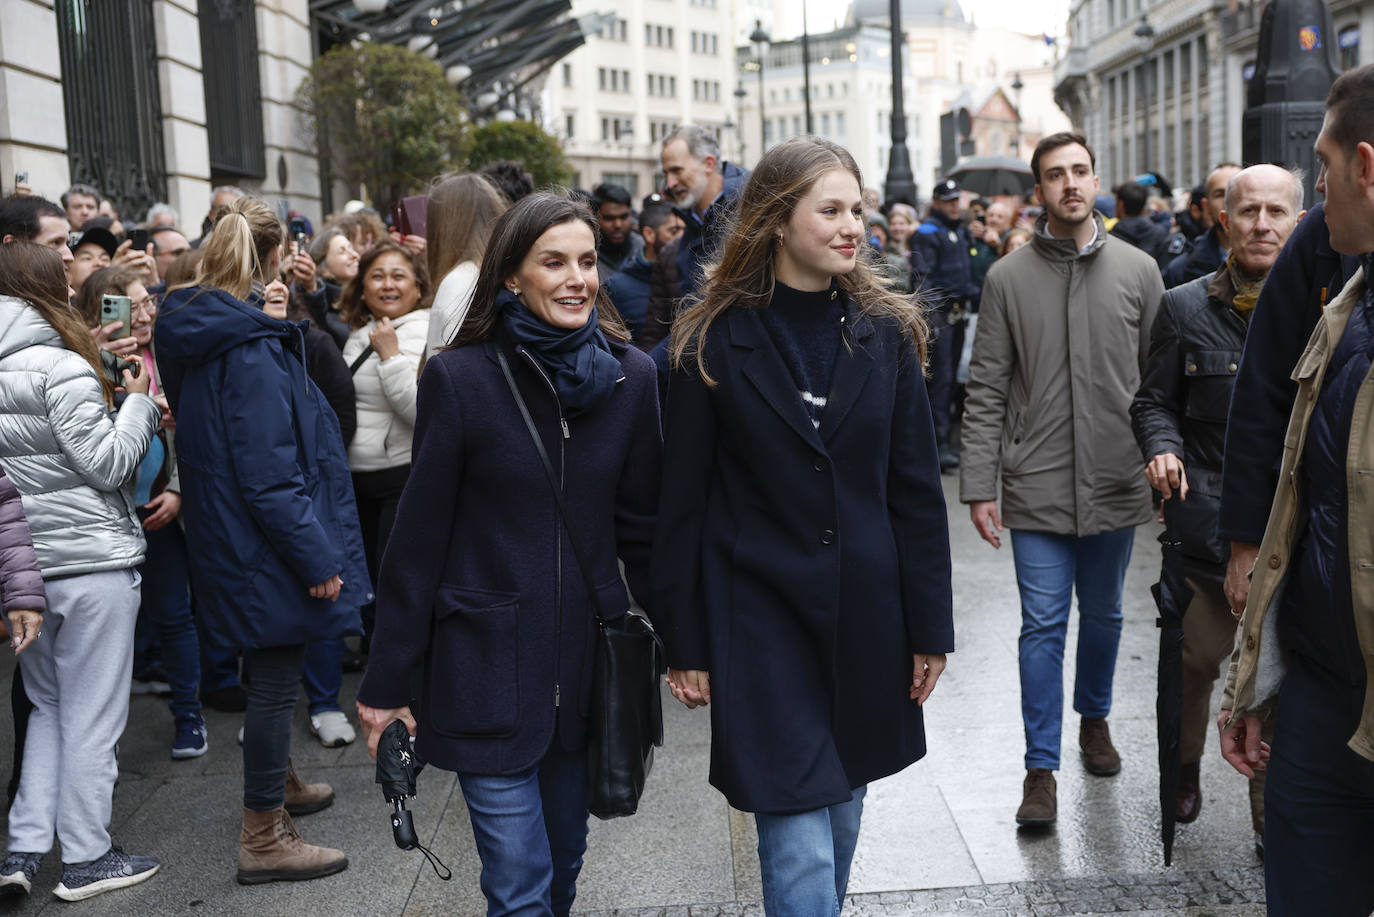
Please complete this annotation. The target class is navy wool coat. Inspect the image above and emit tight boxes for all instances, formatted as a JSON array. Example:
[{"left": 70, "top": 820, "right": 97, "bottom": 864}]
[
  {"left": 154, "top": 286, "right": 369, "bottom": 648},
  {"left": 355, "top": 332, "right": 661, "bottom": 776},
  {"left": 652, "top": 299, "right": 955, "bottom": 815}
]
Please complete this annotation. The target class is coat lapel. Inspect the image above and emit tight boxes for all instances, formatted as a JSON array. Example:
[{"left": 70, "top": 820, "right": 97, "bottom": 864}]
[
  {"left": 728, "top": 309, "right": 827, "bottom": 450},
  {"left": 818, "top": 300, "right": 876, "bottom": 441}
]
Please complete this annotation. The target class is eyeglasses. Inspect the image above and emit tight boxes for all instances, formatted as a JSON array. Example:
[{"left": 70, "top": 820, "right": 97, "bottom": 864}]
[{"left": 131, "top": 295, "right": 158, "bottom": 316}]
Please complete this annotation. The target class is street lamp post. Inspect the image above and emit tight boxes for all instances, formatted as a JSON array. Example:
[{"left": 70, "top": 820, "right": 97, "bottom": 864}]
[
  {"left": 1134, "top": 14, "right": 1155, "bottom": 174},
  {"left": 734, "top": 81, "right": 748, "bottom": 164},
  {"left": 801, "top": 2, "right": 814, "bottom": 134},
  {"left": 750, "top": 20, "right": 770, "bottom": 155},
  {"left": 883, "top": 0, "right": 916, "bottom": 205},
  {"left": 1010, "top": 72, "right": 1024, "bottom": 157},
  {"left": 621, "top": 120, "right": 635, "bottom": 193}
]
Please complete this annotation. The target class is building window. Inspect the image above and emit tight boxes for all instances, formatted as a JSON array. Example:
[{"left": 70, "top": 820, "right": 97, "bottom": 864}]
[
  {"left": 565, "top": 113, "right": 575, "bottom": 138},
  {"left": 599, "top": 68, "right": 607, "bottom": 91},
  {"left": 821, "top": 113, "right": 831, "bottom": 136},
  {"left": 836, "top": 112, "right": 845, "bottom": 138},
  {"left": 563, "top": 63, "right": 573, "bottom": 87},
  {"left": 792, "top": 115, "right": 801, "bottom": 136},
  {"left": 601, "top": 117, "right": 611, "bottom": 141},
  {"left": 1339, "top": 25, "right": 1360, "bottom": 70}
]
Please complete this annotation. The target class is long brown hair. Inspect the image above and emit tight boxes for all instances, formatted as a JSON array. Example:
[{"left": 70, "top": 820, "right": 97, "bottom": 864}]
[
  {"left": 184, "top": 197, "right": 282, "bottom": 300},
  {"left": 450, "top": 191, "right": 629, "bottom": 347},
  {"left": 337, "top": 240, "right": 433, "bottom": 330},
  {"left": 0, "top": 242, "right": 114, "bottom": 405},
  {"left": 426, "top": 173, "right": 508, "bottom": 286},
  {"left": 671, "top": 136, "right": 929, "bottom": 384}
]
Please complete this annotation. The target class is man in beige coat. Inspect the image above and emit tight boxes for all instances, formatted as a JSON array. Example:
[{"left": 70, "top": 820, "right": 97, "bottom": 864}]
[
  {"left": 961, "top": 132, "right": 1165, "bottom": 827},
  {"left": 1219, "top": 64, "right": 1374, "bottom": 914}
]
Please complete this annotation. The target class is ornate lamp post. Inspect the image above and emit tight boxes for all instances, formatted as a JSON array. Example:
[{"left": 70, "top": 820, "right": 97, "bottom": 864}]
[
  {"left": 801, "top": 1, "right": 814, "bottom": 133},
  {"left": 750, "top": 20, "right": 771, "bottom": 154},
  {"left": 1010, "top": 72, "right": 1024, "bottom": 157},
  {"left": 883, "top": 0, "right": 916, "bottom": 205},
  {"left": 734, "top": 81, "right": 748, "bottom": 164}
]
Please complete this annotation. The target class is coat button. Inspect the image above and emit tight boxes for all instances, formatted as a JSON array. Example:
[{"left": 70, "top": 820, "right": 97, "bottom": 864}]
[
  {"left": 1246, "top": 635, "right": 1256, "bottom": 650},
  {"left": 1188, "top": 363, "right": 1198, "bottom": 373},
  {"left": 820, "top": 529, "right": 835, "bottom": 545},
  {"left": 814, "top": 460, "right": 827, "bottom": 472},
  {"left": 1268, "top": 554, "right": 1281, "bottom": 569},
  {"left": 1229, "top": 362, "right": 1238, "bottom": 372}
]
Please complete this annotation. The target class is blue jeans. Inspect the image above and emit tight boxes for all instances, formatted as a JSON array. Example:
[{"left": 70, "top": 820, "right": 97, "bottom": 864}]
[
  {"left": 755, "top": 786, "right": 867, "bottom": 917},
  {"left": 242, "top": 644, "right": 306, "bottom": 811},
  {"left": 137, "top": 517, "right": 202, "bottom": 722},
  {"left": 1010, "top": 528, "right": 1134, "bottom": 770},
  {"left": 457, "top": 743, "right": 590, "bottom": 917},
  {"left": 302, "top": 639, "right": 343, "bottom": 716},
  {"left": 1264, "top": 655, "right": 1374, "bottom": 916}
]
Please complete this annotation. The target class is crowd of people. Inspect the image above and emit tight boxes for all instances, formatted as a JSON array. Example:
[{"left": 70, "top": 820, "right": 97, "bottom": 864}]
[{"left": 0, "top": 61, "right": 1369, "bottom": 917}]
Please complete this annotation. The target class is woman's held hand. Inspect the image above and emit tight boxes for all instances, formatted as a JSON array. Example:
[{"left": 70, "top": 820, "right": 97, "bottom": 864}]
[
  {"left": 357, "top": 702, "right": 417, "bottom": 760},
  {"left": 7, "top": 611, "right": 40, "bottom": 654},
  {"left": 911, "top": 653, "right": 946, "bottom": 704},
  {"left": 309, "top": 574, "right": 343, "bottom": 601},
  {"left": 370, "top": 317, "right": 400, "bottom": 360},
  {"left": 666, "top": 668, "right": 711, "bottom": 708}
]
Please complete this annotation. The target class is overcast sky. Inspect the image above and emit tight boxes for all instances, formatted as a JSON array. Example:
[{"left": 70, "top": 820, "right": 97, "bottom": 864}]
[{"left": 806, "top": 0, "right": 1072, "bottom": 39}]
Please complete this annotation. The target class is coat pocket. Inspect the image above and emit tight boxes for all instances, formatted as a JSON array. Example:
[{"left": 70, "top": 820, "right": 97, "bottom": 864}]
[
  {"left": 1183, "top": 350, "right": 1241, "bottom": 423},
  {"left": 428, "top": 586, "right": 520, "bottom": 737}
]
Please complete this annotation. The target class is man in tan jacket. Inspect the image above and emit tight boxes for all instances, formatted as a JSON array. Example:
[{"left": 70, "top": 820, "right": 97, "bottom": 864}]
[
  {"left": 961, "top": 132, "right": 1164, "bottom": 827},
  {"left": 1219, "top": 64, "right": 1374, "bottom": 914}
]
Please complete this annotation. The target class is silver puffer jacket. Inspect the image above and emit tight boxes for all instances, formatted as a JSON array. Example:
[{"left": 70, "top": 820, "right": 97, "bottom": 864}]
[{"left": 0, "top": 295, "right": 160, "bottom": 577}]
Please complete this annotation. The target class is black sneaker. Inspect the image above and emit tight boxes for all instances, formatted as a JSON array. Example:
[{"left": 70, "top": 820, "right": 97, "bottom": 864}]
[
  {"left": 53, "top": 846, "right": 158, "bottom": 902},
  {"left": 0, "top": 852, "right": 41, "bottom": 897},
  {"left": 172, "top": 718, "right": 208, "bottom": 760}
]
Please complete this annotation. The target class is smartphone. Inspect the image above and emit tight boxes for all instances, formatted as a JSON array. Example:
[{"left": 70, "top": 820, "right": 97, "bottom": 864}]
[
  {"left": 288, "top": 217, "right": 309, "bottom": 249},
  {"left": 13, "top": 171, "right": 27, "bottom": 187},
  {"left": 126, "top": 228, "right": 150, "bottom": 252},
  {"left": 100, "top": 294, "right": 132, "bottom": 339}
]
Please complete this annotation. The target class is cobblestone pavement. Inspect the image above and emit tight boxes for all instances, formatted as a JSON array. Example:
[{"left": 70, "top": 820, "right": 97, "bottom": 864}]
[{"left": 577, "top": 867, "right": 1266, "bottom": 916}]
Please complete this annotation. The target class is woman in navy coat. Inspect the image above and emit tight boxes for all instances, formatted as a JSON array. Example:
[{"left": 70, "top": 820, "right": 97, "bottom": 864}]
[
  {"left": 356, "top": 192, "right": 661, "bottom": 917},
  {"left": 654, "top": 137, "right": 954, "bottom": 917},
  {"left": 155, "top": 197, "right": 367, "bottom": 885}
]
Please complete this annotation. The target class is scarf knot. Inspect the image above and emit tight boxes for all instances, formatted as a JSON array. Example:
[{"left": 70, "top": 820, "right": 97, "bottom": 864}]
[{"left": 498, "top": 289, "right": 622, "bottom": 417}]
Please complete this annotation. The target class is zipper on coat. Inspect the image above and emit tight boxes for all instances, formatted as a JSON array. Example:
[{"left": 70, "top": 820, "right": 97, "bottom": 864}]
[{"left": 517, "top": 347, "right": 571, "bottom": 711}]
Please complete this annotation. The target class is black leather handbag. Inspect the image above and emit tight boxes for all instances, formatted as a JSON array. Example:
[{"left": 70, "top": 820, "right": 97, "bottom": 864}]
[{"left": 496, "top": 350, "right": 665, "bottom": 819}]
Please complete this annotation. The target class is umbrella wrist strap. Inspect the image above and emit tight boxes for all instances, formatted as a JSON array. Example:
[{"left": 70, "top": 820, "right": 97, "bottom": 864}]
[{"left": 417, "top": 840, "right": 451, "bottom": 881}]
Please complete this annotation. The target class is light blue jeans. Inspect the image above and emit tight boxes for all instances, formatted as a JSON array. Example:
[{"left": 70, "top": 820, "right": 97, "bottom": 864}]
[
  {"left": 755, "top": 786, "right": 867, "bottom": 917},
  {"left": 1010, "top": 528, "right": 1134, "bottom": 770}
]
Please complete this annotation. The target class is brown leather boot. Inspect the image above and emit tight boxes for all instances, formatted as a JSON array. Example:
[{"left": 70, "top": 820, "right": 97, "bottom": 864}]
[
  {"left": 237, "top": 807, "right": 348, "bottom": 885},
  {"left": 1079, "top": 717, "right": 1121, "bottom": 776},
  {"left": 284, "top": 759, "right": 334, "bottom": 816},
  {"left": 1176, "top": 760, "right": 1202, "bottom": 823},
  {"left": 1015, "top": 768, "right": 1057, "bottom": 826}
]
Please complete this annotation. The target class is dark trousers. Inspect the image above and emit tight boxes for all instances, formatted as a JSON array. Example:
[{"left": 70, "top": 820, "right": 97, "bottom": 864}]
[
  {"left": 928, "top": 310, "right": 958, "bottom": 440},
  {"left": 1264, "top": 655, "right": 1374, "bottom": 916},
  {"left": 137, "top": 517, "right": 202, "bottom": 722},
  {"left": 352, "top": 465, "right": 410, "bottom": 643},
  {"left": 242, "top": 644, "right": 306, "bottom": 811}
]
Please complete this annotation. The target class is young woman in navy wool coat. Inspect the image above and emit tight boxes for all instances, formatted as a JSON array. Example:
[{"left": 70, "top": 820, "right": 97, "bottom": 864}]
[
  {"left": 155, "top": 197, "right": 368, "bottom": 885},
  {"left": 655, "top": 137, "right": 955, "bottom": 916},
  {"left": 356, "top": 193, "right": 661, "bottom": 917}
]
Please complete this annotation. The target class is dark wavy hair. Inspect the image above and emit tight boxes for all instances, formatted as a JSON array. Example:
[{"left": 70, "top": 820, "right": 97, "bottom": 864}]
[{"left": 337, "top": 240, "right": 433, "bottom": 330}]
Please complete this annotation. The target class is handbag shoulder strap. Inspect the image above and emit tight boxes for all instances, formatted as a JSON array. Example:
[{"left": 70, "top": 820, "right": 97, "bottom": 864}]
[
  {"left": 496, "top": 348, "right": 608, "bottom": 623},
  {"left": 349, "top": 343, "right": 375, "bottom": 375}
]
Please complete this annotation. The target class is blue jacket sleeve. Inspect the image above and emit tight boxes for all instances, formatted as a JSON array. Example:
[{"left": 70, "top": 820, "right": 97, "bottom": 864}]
[
  {"left": 356, "top": 358, "right": 463, "bottom": 709},
  {"left": 220, "top": 341, "right": 342, "bottom": 588},
  {"left": 888, "top": 336, "right": 954, "bottom": 653}
]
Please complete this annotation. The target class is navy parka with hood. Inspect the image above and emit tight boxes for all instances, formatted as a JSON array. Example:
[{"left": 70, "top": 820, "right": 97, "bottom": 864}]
[
  {"left": 355, "top": 331, "right": 662, "bottom": 776},
  {"left": 154, "top": 286, "right": 368, "bottom": 648},
  {"left": 652, "top": 298, "right": 955, "bottom": 814}
]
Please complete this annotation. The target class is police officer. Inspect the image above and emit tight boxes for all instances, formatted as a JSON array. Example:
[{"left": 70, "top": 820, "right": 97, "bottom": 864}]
[{"left": 911, "top": 178, "right": 978, "bottom": 472}]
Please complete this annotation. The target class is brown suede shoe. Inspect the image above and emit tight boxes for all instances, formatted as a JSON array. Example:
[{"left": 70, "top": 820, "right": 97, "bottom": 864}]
[
  {"left": 1176, "top": 760, "right": 1202, "bottom": 823},
  {"left": 1015, "top": 768, "right": 1057, "bottom": 826},
  {"left": 1079, "top": 717, "right": 1121, "bottom": 776},
  {"left": 283, "top": 759, "right": 334, "bottom": 816},
  {"left": 237, "top": 807, "right": 348, "bottom": 885}
]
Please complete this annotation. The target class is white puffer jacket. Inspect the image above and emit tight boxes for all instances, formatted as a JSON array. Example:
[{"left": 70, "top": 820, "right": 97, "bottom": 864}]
[
  {"left": 342, "top": 308, "right": 431, "bottom": 471},
  {"left": 0, "top": 295, "right": 160, "bottom": 577}
]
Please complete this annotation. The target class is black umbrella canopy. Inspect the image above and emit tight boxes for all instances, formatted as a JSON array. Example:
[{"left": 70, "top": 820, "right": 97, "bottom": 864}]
[{"left": 943, "top": 155, "right": 1035, "bottom": 197}]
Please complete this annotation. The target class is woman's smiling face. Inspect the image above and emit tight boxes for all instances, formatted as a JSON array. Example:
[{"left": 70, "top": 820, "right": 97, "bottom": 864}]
[{"left": 507, "top": 220, "right": 599, "bottom": 330}]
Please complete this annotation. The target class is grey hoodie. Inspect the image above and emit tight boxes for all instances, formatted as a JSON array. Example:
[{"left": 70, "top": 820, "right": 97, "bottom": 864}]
[{"left": 0, "top": 295, "right": 159, "bottom": 577}]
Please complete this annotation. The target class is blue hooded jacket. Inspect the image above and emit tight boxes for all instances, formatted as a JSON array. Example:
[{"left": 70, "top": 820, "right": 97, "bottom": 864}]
[{"left": 154, "top": 285, "right": 368, "bottom": 648}]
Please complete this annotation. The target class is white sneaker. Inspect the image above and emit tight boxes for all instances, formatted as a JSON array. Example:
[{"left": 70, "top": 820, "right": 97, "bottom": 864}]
[{"left": 309, "top": 711, "right": 356, "bottom": 747}]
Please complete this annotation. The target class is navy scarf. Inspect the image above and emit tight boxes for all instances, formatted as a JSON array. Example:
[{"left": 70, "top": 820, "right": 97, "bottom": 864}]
[{"left": 499, "top": 289, "right": 622, "bottom": 418}]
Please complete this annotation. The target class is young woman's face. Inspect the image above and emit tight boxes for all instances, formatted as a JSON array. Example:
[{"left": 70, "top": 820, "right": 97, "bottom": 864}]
[
  {"left": 888, "top": 211, "right": 913, "bottom": 243},
  {"left": 127, "top": 281, "right": 155, "bottom": 349},
  {"left": 507, "top": 221, "right": 598, "bottom": 331},
  {"left": 775, "top": 169, "right": 865, "bottom": 291},
  {"left": 324, "top": 234, "right": 360, "bottom": 282},
  {"left": 361, "top": 251, "right": 422, "bottom": 321}
]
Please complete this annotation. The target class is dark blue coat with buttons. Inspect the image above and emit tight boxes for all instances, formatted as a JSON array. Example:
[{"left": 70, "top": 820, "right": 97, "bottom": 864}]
[
  {"left": 910, "top": 209, "right": 978, "bottom": 308},
  {"left": 154, "top": 286, "right": 369, "bottom": 649},
  {"left": 652, "top": 295, "right": 955, "bottom": 814}
]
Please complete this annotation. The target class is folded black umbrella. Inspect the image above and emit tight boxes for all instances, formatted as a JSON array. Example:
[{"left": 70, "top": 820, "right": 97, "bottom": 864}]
[
  {"left": 376, "top": 719, "right": 450, "bottom": 879},
  {"left": 1152, "top": 531, "right": 1194, "bottom": 868}
]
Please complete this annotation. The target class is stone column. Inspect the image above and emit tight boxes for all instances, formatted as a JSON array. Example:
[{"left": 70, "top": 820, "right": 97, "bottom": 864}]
[
  {"left": 153, "top": 0, "right": 212, "bottom": 229},
  {"left": 0, "top": 0, "right": 70, "bottom": 200},
  {"left": 256, "top": 0, "right": 322, "bottom": 224}
]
